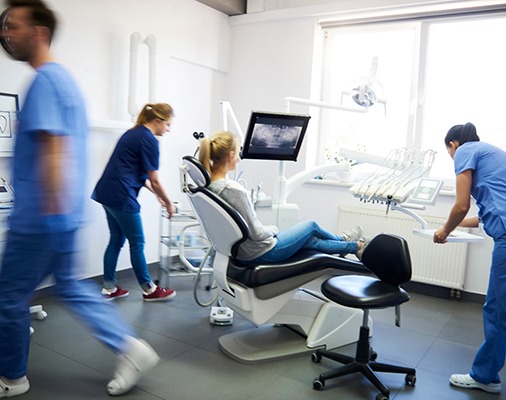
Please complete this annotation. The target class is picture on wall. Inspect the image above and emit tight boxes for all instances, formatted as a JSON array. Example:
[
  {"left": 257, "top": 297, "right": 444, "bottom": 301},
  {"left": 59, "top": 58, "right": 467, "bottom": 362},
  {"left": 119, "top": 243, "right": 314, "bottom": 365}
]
[{"left": 0, "top": 92, "right": 19, "bottom": 153}]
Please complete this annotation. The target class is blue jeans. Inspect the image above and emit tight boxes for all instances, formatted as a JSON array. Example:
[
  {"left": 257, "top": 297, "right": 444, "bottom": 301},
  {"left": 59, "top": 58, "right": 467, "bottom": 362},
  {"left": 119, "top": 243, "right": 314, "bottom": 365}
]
[
  {"left": 103, "top": 206, "right": 152, "bottom": 291},
  {"left": 470, "top": 235, "right": 506, "bottom": 384},
  {"left": 0, "top": 230, "right": 134, "bottom": 379},
  {"left": 252, "top": 220, "right": 358, "bottom": 263}
]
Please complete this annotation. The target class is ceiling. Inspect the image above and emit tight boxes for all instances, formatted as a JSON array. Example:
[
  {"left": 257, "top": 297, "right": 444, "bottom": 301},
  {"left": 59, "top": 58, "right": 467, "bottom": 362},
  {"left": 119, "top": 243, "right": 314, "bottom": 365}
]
[{"left": 196, "top": 0, "right": 247, "bottom": 16}]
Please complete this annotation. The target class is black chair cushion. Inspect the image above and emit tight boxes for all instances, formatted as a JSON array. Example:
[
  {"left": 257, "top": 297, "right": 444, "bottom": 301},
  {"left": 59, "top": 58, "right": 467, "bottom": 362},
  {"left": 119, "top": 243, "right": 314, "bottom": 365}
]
[
  {"left": 228, "top": 251, "right": 369, "bottom": 288},
  {"left": 321, "top": 275, "right": 410, "bottom": 309},
  {"left": 361, "top": 233, "right": 412, "bottom": 286}
]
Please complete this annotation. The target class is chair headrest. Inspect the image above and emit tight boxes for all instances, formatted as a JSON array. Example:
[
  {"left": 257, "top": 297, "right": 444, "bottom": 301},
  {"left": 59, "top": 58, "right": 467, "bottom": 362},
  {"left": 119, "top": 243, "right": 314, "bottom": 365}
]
[
  {"left": 361, "top": 233, "right": 412, "bottom": 286},
  {"left": 182, "top": 156, "right": 211, "bottom": 188}
]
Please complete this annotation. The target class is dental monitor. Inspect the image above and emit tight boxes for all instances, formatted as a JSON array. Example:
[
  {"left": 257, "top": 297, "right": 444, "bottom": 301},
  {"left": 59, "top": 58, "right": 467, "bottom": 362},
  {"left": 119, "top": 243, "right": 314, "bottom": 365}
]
[{"left": 240, "top": 111, "right": 311, "bottom": 161}]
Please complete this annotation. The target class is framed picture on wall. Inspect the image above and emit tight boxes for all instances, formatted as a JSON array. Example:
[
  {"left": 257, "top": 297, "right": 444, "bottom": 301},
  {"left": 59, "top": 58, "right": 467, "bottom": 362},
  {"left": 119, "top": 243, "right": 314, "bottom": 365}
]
[{"left": 0, "top": 92, "right": 19, "bottom": 154}]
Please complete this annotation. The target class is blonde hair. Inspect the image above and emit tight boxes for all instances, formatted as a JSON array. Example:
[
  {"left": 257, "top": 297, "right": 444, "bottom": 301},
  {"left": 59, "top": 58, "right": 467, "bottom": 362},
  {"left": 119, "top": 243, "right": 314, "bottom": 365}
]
[
  {"left": 198, "top": 131, "right": 239, "bottom": 174},
  {"left": 135, "top": 103, "right": 174, "bottom": 126}
]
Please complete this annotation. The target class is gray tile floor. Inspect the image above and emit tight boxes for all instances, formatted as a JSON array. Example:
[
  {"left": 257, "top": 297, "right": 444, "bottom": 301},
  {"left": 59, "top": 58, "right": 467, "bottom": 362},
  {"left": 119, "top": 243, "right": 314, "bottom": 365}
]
[{"left": 20, "top": 269, "right": 505, "bottom": 400}]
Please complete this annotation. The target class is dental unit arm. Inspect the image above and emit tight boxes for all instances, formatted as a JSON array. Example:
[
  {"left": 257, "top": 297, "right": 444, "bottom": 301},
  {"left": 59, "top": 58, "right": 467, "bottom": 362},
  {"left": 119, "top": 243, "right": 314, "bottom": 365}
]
[{"left": 346, "top": 147, "right": 442, "bottom": 228}]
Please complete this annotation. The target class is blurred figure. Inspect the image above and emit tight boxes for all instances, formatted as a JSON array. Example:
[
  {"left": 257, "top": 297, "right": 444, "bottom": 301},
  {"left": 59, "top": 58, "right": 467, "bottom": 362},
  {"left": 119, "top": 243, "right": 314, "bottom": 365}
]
[
  {"left": 92, "top": 103, "right": 177, "bottom": 301},
  {"left": 0, "top": 0, "right": 159, "bottom": 396}
]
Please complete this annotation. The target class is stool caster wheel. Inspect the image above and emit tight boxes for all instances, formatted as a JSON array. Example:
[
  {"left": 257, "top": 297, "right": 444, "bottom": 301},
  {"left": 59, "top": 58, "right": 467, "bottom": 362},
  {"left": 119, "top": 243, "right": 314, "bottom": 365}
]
[
  {"left": 311, "top": 352, "right": 322, "bottom": 363},
  {"left": 312, "top": 378, "right": 324, "bottom": 391},
  {"left": 375, "top": 393, "right": 388, "bottom": 400},
  {"left": 405, "top": 374, "right": 416, "bottom": 386},
  {"left": 370, "top": 350, "right": 378, "bottom": 361}
]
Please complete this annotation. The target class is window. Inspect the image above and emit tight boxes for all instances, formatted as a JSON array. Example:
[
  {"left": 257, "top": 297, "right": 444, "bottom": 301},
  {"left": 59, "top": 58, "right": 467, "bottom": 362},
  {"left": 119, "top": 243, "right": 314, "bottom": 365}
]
[{"left": 317, "top": 12, "right": 506, "bottom": 186}]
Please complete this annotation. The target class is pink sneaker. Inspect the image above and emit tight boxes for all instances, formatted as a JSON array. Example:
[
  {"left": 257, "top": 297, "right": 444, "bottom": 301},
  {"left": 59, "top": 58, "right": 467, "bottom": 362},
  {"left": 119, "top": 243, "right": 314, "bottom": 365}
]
[
  {"left": 102, "top": 286, "right": 129, "bottom": 301},
  {"left": 143, "top": 287, "right": 176, "bottom": 302}
]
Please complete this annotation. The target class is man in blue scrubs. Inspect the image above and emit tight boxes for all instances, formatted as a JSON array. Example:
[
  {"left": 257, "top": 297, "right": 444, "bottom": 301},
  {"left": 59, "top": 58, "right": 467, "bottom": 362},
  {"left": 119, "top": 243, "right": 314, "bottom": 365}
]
[
  {"left": 434, "top": 122, "right": 505, "bottom": 394},
  {"left": 0, "top": 1, "right": 159, "bottom": 396}
]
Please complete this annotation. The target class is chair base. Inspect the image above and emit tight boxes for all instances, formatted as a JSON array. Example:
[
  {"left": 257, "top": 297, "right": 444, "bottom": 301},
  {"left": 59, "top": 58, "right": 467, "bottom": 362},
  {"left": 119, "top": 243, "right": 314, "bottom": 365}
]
[
  {"left": 312, "top": 326, "right": 416, "bottom": 399},
  {"left": 219, "top": 324, "right": 321, "bottom": 364}
]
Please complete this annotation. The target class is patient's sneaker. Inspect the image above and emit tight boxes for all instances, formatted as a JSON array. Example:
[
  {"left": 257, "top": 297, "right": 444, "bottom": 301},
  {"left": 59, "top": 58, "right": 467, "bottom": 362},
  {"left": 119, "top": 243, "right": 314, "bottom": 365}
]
[
  {"left": 342, "top": 225, "right": 364, "bottom": 242},
  {"left": 356, "top": 238, "right": 369, "bottom": 261},
  {"left": 0, "top": 376, "right": 30, "bottom": 398},
  {"left": 102, "top": 285, "right": 129, "bottom": 301},
  {"left": 143, "top": 286, "right": 176, "bottom": 302},
  {"left": 449, "top": 373, "right": 501, "bottom": 394},
  {"left": 107, "top": 336, "right": 160, "bottom": 396}
]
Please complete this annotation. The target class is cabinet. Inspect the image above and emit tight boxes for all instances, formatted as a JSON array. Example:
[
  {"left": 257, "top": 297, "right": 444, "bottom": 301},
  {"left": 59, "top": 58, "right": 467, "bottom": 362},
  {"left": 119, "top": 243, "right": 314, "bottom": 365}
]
[{"left": 158, "top": 209, "right": 212, "bottom": 286}]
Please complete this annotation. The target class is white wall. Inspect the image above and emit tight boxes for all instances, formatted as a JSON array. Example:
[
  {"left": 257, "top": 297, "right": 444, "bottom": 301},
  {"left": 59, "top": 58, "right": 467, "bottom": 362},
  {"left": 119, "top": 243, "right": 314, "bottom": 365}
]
[
  {"left": 0, "top": 0, "right": 230, "bottom": 281},
  {"left": 0, "top": 0, "right": 493, "bottom": 295},
  {"left": 224, "top": 0, "right": 494, "bottom": 295}
]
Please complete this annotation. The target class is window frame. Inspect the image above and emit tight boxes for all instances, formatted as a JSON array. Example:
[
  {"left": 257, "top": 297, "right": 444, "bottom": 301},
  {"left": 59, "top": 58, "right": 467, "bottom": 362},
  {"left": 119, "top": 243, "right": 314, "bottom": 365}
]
[{"left": 314, "top": 8, "right": 506, "bottom": 188}]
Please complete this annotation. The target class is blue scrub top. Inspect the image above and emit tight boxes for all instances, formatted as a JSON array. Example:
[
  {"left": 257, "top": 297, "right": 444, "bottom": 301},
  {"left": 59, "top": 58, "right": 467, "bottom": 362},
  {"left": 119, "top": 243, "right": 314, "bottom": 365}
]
[
  {"left": 454, "top": 141, "right": 506, "bottom": 239},
  {"left": 10, "top": 62, "right": 88, "bottom": 234},
  {"left": 92, "top": 125, "right": 159, "bottom": 213}
]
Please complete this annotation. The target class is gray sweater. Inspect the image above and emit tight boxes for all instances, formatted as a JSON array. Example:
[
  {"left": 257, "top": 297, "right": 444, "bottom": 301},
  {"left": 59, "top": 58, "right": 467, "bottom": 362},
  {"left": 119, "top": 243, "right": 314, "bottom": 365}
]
[{"left": 208, "top": 178, "right": 278, "bottom": 261}]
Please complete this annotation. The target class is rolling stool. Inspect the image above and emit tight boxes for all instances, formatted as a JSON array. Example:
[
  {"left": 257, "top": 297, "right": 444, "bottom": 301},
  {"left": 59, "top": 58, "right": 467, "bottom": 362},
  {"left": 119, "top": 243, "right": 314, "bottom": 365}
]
[{"left": 311, "top": 233, "right": 416, "bottom": 400}]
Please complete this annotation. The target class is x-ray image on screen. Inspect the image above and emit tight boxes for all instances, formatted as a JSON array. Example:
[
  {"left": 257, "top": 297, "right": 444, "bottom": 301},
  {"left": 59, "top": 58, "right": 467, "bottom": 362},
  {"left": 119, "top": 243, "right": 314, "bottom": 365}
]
[
  {"left": 241, "top": 111, "right": 311, "bottom": 161},
  {"left": 250, "top": 123, "right": 301, "bottom": 149}
]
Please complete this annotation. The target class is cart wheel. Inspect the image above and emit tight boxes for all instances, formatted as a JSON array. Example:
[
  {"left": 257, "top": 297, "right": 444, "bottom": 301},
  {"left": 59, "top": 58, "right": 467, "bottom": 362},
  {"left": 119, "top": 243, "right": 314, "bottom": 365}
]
[{"left": 36, "top": 311, "right": 47, "bottom": 321}]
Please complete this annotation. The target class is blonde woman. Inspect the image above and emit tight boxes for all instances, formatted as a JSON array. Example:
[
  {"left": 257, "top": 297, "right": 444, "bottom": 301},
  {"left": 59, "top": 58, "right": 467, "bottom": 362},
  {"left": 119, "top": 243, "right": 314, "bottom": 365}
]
[
  {"left": 93, "top": 103, "right": 177, "bottom": 301},
  {"left": 198, "top": 131, "right": 366, "bottom": 264}
]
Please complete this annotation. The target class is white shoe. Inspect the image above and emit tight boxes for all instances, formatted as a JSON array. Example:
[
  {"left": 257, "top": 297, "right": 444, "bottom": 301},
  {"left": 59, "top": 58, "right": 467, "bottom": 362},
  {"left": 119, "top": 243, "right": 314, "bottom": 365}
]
[
  {"left": 0, "top": 376, "right": 30, "bottom": 398},
  {"left": 450, "top": 373, "right": 501, "bottom": 394},
  {"left": 107, "top": 336, "right": 160, "bottom": 396},
  {"left": 356, "top": 238, "right": 369, "bottom": 261},
  {"left": 342, "top": 225, "right": 364, "bottom": 242}
]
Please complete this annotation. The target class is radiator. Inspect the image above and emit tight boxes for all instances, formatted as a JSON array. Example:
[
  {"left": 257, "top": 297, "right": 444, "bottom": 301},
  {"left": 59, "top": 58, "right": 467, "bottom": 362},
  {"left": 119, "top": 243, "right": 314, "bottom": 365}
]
[{"left": 338, "top": 206, "right": 468, "bottom": 289}]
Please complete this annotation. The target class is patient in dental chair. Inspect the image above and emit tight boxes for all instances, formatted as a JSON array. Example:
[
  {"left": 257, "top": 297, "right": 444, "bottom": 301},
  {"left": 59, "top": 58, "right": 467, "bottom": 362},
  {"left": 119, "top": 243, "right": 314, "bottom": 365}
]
[{"left": 197, "top": 131, "right": 367, "bottom": 264}]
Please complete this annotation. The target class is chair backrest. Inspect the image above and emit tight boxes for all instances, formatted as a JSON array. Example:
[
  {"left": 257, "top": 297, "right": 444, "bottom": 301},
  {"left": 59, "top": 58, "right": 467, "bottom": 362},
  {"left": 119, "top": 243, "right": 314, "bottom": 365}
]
[
  {"left": 361, "top": 233, "right": 412, "bottom": 286},
  {"left": 181, "top": 156, "right": 248, "bottom": 258}
]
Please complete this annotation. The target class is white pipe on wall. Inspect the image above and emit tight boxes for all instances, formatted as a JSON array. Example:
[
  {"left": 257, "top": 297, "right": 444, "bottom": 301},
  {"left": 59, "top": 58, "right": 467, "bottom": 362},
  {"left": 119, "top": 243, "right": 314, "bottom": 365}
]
[
  {"left": 145, "top": 34, "right": 157, "bottom": 104},
  {"left": 128, "top": 32, "right": 158, "bottom": 120}
]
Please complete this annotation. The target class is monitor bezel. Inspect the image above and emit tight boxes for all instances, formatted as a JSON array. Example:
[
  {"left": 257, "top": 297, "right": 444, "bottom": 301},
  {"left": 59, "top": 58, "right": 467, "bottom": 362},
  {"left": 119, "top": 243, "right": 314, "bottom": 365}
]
[{"left": 240, "top": 111, "right": 311, "bottom": 161}]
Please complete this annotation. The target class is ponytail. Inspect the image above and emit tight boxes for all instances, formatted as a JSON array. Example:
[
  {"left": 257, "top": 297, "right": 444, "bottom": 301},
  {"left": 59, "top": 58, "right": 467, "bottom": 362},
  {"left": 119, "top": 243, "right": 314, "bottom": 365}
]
[
  {"left": 135, "top": 103, "right": 174, "bottom": 127},
  {"left": 198, "top": 138, "right": 212, "bottom": 174},
  {"left": 444, "top": 122, "right": 480, "bottom": 147},
  {"left": 197, "top": 131, "right": 239, "bottom": 175}
]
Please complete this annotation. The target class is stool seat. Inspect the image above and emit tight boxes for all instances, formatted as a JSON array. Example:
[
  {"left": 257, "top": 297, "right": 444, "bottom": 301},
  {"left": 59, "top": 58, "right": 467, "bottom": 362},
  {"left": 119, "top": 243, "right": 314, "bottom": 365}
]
[{"left": 321, "top": 275, "right": 410, "bottom": 309}]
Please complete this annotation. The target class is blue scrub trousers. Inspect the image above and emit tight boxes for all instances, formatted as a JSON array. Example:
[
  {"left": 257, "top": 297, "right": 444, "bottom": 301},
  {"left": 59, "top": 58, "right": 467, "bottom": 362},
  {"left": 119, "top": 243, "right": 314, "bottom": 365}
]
[
  {"left": 470, "top": 235, "right": 506, "bottom": 385},
  {"left": 0, "top": 230, "right": 134, "bottom": 380},
  {"left": 103, "top": 206, "right": 152, "bottom": 291},
  {"left": 252, "top": 220, "right": 358, "bottom": 263}
]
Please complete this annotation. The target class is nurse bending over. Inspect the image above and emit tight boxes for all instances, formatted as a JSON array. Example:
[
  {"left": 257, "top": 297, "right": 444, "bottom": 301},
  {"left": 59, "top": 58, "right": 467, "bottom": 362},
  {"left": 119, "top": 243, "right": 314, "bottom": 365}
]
[{"left": 434, "top": 122, "right": 505, "bottom": 394}]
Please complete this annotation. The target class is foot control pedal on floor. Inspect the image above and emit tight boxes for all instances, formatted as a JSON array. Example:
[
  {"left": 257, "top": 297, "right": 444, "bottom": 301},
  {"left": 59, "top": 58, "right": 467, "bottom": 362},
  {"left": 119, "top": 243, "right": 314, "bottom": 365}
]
[{"left": 210, "top": 306, "right": 234, "bottom": 326}]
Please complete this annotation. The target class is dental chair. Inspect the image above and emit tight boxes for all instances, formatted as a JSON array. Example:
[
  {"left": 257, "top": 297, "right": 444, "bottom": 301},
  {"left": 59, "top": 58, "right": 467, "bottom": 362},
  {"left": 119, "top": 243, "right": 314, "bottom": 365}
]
[{"left": 180, "top": 156, "right": 371, "bottom": 363}]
